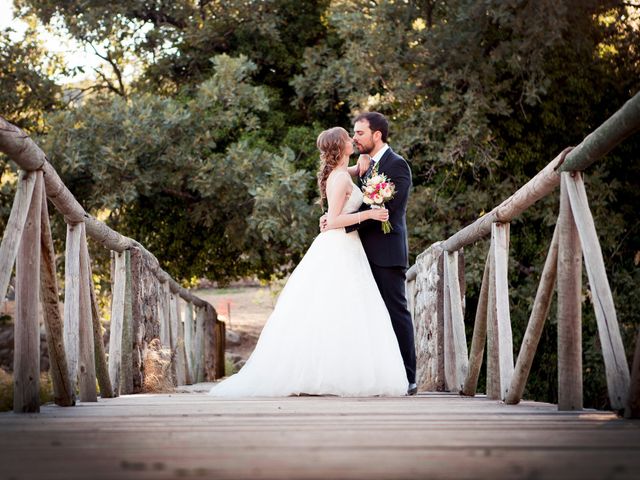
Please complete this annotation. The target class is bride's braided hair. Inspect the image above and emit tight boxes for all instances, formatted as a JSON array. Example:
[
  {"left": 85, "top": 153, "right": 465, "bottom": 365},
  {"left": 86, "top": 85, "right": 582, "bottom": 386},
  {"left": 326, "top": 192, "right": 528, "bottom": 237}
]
[{"left": 317, "top": 127, "right": 349, "bottom": 209}]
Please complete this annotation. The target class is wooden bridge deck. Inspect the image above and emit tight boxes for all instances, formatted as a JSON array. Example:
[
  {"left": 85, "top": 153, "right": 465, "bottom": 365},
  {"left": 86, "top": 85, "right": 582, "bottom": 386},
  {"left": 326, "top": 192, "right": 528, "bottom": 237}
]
[{"left": 1, "top": 386, "right": 639, "bottom": 480}]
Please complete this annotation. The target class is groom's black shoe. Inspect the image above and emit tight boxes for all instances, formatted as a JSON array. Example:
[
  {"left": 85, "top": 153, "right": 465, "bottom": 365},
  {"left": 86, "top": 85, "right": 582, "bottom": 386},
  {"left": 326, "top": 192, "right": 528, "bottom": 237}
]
[{"left": 407, "top": 383, "right": 418, "bottom": 396}]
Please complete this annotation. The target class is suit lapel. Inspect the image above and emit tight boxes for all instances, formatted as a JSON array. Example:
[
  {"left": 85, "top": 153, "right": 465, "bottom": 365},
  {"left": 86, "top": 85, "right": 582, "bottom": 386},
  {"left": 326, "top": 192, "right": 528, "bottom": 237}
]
[{"left": 377, "top": 148, "right": 393, "bottom": 173}]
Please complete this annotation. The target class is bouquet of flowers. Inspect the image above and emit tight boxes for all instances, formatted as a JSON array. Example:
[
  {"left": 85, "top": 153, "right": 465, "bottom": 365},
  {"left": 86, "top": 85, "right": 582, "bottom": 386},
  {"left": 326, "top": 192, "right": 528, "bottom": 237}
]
[{"left": 362, "top": 171, "right": 395, "bottom": 234}]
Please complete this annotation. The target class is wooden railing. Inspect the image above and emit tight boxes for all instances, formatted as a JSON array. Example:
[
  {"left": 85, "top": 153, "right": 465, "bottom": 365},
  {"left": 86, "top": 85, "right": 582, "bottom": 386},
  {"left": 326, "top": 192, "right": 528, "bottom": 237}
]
[
  {"left": 406, "top": 92, "right": 640, "bottom": 417},
  {"left": 0, "top": 118, "right": 225, "bottom": 413}
]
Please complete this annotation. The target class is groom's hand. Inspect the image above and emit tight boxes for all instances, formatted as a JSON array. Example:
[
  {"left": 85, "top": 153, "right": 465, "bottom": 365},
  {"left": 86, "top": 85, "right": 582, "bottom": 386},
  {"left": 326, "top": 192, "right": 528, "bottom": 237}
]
[
  {"left": 357, "top": 154, "right": 371, "bottom": 177},
  {"left": 319, "top": 214, "right": 328, "bottom": 232}
]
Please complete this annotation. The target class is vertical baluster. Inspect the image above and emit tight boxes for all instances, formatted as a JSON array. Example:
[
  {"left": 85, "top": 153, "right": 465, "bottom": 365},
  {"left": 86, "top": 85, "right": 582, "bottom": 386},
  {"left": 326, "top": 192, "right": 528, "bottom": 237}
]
[
  {"left": 63, "top": 222, "right": 82, "bottom": 396},
  {"left": 78, "top": 223, "right": 97, "bottom": 402},
  {"left": 557, "top": 174, "right": 583, "bottom": 411},
  {"left": 13, "top": 171, "right": 42, "bottom": 413}
]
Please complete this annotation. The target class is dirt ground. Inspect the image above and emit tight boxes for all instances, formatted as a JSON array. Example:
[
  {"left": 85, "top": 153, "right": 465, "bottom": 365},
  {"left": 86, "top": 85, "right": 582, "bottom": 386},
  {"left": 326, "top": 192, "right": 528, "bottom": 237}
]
[{"left": 194, "top": 285, "right": 276, "bottom": 362}]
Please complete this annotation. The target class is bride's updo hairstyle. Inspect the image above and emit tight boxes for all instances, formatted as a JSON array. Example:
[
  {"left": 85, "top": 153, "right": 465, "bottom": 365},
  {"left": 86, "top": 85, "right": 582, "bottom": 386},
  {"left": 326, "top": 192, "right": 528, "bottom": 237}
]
[{"left": 317, "top": 127, "right": 349, "bottom": 209}]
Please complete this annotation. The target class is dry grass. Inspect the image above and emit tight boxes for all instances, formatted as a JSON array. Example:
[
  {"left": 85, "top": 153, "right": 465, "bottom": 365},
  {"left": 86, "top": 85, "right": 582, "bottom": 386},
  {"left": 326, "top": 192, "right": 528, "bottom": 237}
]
[
  {"left": 142, "top": 339, "right": 175, "bottom": 393},
  {"left": 0, "top": 368, "right": 55, "bottom": 412}
]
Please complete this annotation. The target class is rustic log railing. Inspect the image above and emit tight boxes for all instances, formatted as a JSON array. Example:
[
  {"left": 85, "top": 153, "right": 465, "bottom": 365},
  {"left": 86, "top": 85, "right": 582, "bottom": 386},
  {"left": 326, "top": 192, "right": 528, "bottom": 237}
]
[
  {"left": 0, "top": 118, "right": 225, "bottom": 413},
  {"left": 407, "top": 91, "right": 640, "bottom": 417}
]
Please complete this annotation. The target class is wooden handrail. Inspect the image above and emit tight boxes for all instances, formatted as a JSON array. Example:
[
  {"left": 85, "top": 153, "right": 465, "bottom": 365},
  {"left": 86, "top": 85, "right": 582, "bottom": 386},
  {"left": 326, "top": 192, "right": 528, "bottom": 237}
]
[
  {"left": 0, "top": 117, "right": 225, "bottom": 412},
  {"left": 559, "top": 91, "right": 640, "bottom": 172},
  {"left": 407, "top": 93, "right": 640, "bottom": 416},
  {"left": 0, "top": 116, "right": 208, "bottom": 308}
]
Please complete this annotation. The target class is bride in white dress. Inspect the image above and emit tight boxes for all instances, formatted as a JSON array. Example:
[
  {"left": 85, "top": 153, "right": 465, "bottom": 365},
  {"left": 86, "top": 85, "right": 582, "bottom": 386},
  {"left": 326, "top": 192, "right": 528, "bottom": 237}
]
[{"left": 208, "top": 127, "right": 407, "bottom": 397}]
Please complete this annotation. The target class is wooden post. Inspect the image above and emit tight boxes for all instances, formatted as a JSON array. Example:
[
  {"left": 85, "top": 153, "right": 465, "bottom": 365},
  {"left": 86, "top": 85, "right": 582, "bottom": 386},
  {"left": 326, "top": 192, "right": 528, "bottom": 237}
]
[
  {"left": 626, "top": 328, "right": 640, "bottom": 418},
  {"left": 216, "top": 319, "right": 226, "bottom": 379},
  {"left": 557, "top": 174, "right": 583, "bottom": 411},
  {"left": 39, "top": 183, "right": 75, "bottom": 406},
  {"left": 485, "top": 240, "right": 500, "bottom": 400},
  {"left": 129, "top": 247, "right": 144, "bottom": 393},
  {"left": 109, "top": 250, "right": 126, "bottom": 396},
  {"left": 436, "top": 254, "right": 445, "bottom": 391},
  {"left": 13, "top": 171, "right": 42, "bottom": 413},
  {"left": 184, "top": 301, "right": 195, "bottom": 382},
  {"left": 63, "top": 222, "right": 82, "bottom": 395},
  {"left": 563, "top": 173, "right": 630, "bottom": 411},
  {"left": 443, "top": 251, "right": 468, "bottom": 392},
  {"left": 121, "top": 250, "right": 134, "bottom": 394},
  {"left": 158, "top": 282, "right": 171, "bottom": 348},
  {"left": 443, "top": 255, "right": 454, "bottom": 390},
  {"left": 462, "top": 251, "right": 490, "bottom": 397},
  {"left": 86, "top": 249, "right": 114, "bottom": 399},
  {"left": 506, "top": 224, "right": 559, "bottom": 405},
  {"left": 170, "top": 291, "right": 186, "bottom": 386},
  {"left": 78, "top": 224, "right": 97, "bottom": 402},
  {"left": 203, "top": 305, "right": 220, "bottom": 380},
  {"left": 0, "top": 170, "right": 36, "bottom": 303},
  {"left": 492, "top": 222, "right": 514, "bottom": 401},
  {"left": 194, "top": 306, "right": 205, "bottom": 382},
  {"left": 410, "top": 243, "right": 445, "bottom": 392}
]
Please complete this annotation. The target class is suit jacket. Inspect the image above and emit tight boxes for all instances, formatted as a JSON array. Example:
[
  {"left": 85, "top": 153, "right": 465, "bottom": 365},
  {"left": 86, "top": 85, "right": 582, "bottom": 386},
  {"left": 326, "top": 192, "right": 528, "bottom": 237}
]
[{"left": 347, "top": 147, "right": 412, "bottom": 268}]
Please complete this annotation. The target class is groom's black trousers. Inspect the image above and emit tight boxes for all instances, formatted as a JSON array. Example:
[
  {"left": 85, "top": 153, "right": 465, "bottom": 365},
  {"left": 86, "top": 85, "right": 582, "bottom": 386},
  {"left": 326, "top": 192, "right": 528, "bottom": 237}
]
[{"left": 369, "top": 263, "right": 417, "bottom": 384}]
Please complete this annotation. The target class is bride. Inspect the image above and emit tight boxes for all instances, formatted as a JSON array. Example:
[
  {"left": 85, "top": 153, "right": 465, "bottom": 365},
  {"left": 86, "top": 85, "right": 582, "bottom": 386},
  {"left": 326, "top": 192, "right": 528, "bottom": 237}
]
[{"left": 208, "top": 127, "right": 407, "bottom": 397}]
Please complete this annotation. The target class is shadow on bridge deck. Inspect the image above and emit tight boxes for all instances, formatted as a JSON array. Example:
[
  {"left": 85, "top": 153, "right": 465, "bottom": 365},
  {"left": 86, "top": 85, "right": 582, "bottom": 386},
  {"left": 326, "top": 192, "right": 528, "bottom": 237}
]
[{"left": 1, "top": 386, "right": 639, "bottom": 480}]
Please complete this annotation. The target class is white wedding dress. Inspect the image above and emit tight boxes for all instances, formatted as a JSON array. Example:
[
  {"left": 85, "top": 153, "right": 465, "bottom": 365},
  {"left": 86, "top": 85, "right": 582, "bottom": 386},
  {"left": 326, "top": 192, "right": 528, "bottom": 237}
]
[{"left": 209, "top": 182, "right": 407, "bottom": 397}]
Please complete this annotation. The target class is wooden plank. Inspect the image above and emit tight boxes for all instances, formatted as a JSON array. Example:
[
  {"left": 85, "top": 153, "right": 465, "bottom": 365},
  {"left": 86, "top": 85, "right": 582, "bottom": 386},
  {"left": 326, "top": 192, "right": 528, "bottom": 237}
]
[
  {"left": 564, "top": 172, "right": 630, "bottom": 411},
  {"left": 128, "top": 247, "right": 144, "bottom": 393},
  {"left": 506, "top": 224, "right": 559, "bottom": 405},
  {"left": 462, "top": 250, "right": 490, "bottom": 396},
  {"left": 1, "top": 393, "right": 639, "bottom": 480},
  {"left": 85, "top": 244, "right": 114, "bottom": 399},
  {"left": 485, "top": 240, "right": 500, "bottom": 400},
  {"left": 436, "top": 254, "right": 445, "bottom": 391},
  {"left": 121, "top": 250, "right": 134, "bottom": 394},
  {"left": 557, "top": 175, "right": 583, "bottom": 411},
  {"left": 78, "top": 224, "right": 98, "bottom": 402},
  {"left": 13, "top": 171, "right": 42, "bottom": 413},
  {"left": 158, "top": 282, "right": 171, "bottom": 348},
  {"left": 184, "top": 301, "right": 195, "bottom": 383},
  {"left": 492, "top": 222, "right": 514, "bottom": 401},
  {"left": 194, "top": 306, "right": 205, "bottom": 382},
  {"left": 442, "top": 254, "right": 455, "bottom": 391},
  {"left": 39, "top": 182, "right": 75, "bottom": 407},
  {"left": 179, "top": 299, "right": 193, "bottom": 385},
  {"left": 63, "top": 222, "right": 82, "bottom": 394},
  {"left": 445, "top": 251, "right": 468, "bottom": 392},
  {"left": 0, "top": 170, "right": 36, "bottom": 303},
  {"left": 215, "top": 320, "right": 226, "bottom": 379},
  {"left": 109, "top": 250, "right": 126, "bottom": 396},
  {"left": 170, "top": 291, "right": 187, "bottom": 386}
]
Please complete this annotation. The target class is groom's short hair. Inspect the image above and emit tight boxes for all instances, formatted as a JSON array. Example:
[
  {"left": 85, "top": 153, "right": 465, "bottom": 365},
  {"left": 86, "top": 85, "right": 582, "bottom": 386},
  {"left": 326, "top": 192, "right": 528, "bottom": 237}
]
[{"left": 354, "top": 112, "right": 389, "bottom": 143}]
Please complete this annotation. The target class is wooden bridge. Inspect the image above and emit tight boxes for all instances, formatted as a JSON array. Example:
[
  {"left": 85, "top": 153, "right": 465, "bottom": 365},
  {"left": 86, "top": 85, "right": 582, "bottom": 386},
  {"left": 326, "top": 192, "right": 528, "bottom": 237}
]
[
  {"left": 1, "top": 93, "right": 640, "bottom": 479},
  {"left": 2, "top": 389, "right": 640, "bottom": 480}
]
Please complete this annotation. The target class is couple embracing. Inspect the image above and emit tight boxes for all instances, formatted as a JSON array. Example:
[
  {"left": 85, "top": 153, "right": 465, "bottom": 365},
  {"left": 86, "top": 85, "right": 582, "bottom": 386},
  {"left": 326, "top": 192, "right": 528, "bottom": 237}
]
[{"left": 209, "top": 112, "right": 417, "bottom": 397}]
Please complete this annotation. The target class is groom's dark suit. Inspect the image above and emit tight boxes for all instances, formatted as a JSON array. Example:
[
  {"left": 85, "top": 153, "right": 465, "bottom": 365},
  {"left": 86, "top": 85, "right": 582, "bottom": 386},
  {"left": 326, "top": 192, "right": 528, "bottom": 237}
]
[{"left": 347, "top": 147, "right": 416, "bottom": 384}]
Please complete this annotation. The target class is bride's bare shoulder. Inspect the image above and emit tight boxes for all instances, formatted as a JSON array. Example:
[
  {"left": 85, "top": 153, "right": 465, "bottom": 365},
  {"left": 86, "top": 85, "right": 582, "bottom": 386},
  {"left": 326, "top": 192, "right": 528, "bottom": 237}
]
[{"left": 326, "top": 170, "right": 352, "bottom": 193}]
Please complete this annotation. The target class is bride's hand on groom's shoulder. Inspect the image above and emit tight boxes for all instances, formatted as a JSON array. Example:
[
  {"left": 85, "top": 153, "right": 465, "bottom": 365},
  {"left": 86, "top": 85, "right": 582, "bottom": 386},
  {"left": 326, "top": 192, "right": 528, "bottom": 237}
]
[
  {"left": 319, "top": 213, "right": 328, "bottom": 232},
  {"left": 357, "top": 154, "right": 371, "bottom": 177}
]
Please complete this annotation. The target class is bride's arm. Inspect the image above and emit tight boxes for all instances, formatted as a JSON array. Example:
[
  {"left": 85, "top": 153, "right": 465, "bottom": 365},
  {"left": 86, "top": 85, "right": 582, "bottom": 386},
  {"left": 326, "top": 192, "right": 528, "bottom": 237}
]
[
  {"left": 325, "top": 174, "right": 387, "bottom": 230},
  {"left": 346, "top": 155, "right": 371, "bottom": 178}
]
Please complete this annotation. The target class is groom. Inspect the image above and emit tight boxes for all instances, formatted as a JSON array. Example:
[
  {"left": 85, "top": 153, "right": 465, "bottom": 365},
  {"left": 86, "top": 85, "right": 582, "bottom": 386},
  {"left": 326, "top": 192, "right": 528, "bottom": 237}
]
[{"left": 323, "top": 112, "right": 417, "bottom": 395}]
